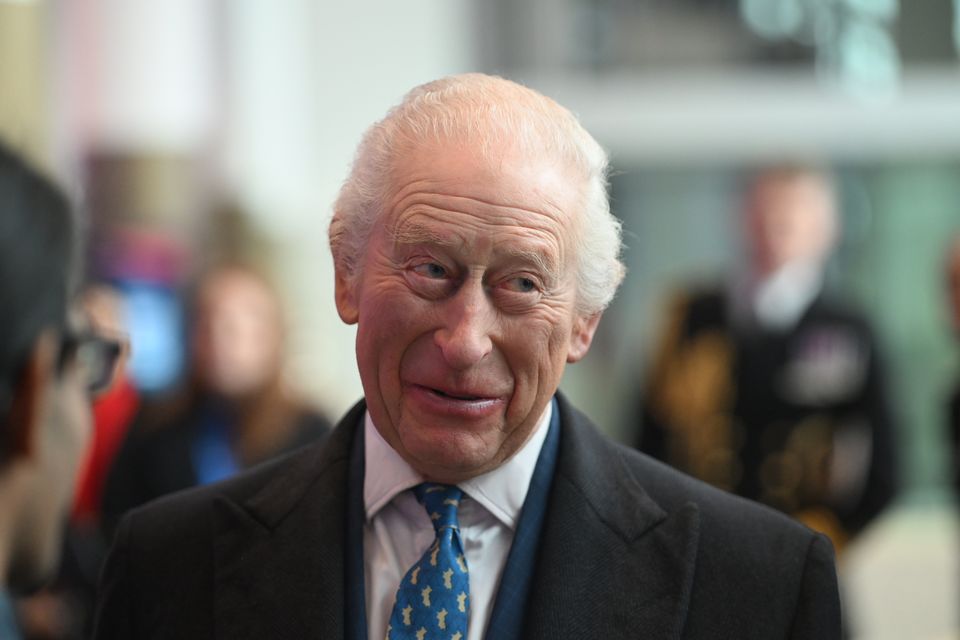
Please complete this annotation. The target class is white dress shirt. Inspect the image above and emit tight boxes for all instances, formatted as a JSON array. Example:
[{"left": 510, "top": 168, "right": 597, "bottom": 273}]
[
  {"left": 733, "top": 261, "right": 824, "bottom": 331},
  {"left": 363, "top": 402, "right": 552, "bottom": 640}
]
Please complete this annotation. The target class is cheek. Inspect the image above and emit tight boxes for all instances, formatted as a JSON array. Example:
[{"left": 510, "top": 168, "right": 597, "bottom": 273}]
[
  {"left": 59, "top": 381, "right": 93, "bottom": 468},
  {"left": 358, "top": 285, "right": 425, "bottom": 350},
  {"left": 355, "top": 283, "right": 431, "bottom": 386},
  {"left": 504, "top": 310, "right": 572, "bottom": 382}
]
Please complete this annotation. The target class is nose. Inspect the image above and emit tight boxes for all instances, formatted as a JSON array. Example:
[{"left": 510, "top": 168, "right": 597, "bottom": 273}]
[{"left": 434, "top": 281, "right": 494, "bottom": 370}]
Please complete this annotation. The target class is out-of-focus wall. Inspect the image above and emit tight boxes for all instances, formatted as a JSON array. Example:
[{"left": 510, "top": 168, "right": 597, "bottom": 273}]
[
  {"left": 47, "top": 0, "right": 476, "bottom": 417},
  {"left": 0, "top": 1, "right": 50, "bottom": 169}
]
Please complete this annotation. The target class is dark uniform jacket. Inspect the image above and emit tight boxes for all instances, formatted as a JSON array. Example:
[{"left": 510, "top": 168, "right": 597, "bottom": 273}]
[{"left": 639, "top": 288, "right": 897, "bottom": 546}]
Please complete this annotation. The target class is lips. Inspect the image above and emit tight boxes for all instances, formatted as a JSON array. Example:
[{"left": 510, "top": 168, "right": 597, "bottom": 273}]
[
  {"left": 424, "top": 387, "right": 490, "bottom": 402},
  {"left": 405, "top": 383, "right": 506, "bottom": 419}
]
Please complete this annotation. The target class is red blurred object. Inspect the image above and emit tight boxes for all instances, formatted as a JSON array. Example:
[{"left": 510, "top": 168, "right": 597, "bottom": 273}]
[{"left": 72, "top": 377, "right": 139, "bottom": 524}]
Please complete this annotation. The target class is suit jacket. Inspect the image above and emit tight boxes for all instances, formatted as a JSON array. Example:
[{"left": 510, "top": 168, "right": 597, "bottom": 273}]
[{"left": 93, "top": 394, "right": 840, "bottom": 639}]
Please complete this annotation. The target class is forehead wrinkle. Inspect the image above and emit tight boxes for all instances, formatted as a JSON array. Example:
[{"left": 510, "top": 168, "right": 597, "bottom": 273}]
[
  {"left": 389, "top": 184, "right": 570, "bottom": 229},
  {"left": 389, "top": 219, "right": 458, "bottom": 247}
]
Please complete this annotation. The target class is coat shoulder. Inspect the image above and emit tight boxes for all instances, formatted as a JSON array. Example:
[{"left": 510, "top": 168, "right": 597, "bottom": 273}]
[
  {"left": 615, "top": 440, "right": 841, "bottom": 638},
  {"left": 555, "top": 395, "right": 840, "bottom": 637},
  {"left": 561, "top": 393, "right": 822, "bottom": 552},
  {"left": 93, "top": 409, "right": 360, "bottom": 640},
  {"left": 618, "top": 443, "right": 828, "bottom": 564},
  {"left": 111, "top": 397, "right": 366, "bottom": 555}
]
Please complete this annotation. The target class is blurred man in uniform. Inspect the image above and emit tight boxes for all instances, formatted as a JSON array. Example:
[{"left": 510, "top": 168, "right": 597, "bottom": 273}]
[{"left": 639, "top": 166, "right": 897, "bottom": 549}]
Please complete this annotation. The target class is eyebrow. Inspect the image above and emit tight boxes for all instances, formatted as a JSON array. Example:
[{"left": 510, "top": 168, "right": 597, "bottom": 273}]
[
  {"left": 390, "top": 222, "right": 455, "bottom": 247},
  {"left": 391, "top": 221, "right": 562, "bottom": 284},
  {"left": 502, "top": 245, "right": 561, "bottom": 284}
]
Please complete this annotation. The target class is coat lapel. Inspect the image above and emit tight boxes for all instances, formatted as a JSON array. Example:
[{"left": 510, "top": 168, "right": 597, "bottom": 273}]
[
  {"left": 211, "top": 402, "right": 365, "bottom": 639},
  {"left": 524, "top": 396, "right": 700, "bottom": 638}
]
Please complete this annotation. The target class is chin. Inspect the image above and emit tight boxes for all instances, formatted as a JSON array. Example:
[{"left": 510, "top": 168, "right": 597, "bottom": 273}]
[
  {"left": 7, "top": 505, "right": 69, "bottom": 594},
  {"left": 404, "top": 432, "right": 500, "bottom": 481}
]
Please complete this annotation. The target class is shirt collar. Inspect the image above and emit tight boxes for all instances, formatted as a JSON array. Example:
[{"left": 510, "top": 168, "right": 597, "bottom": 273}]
[
  {"left": 363, "top": 400, "right": 553, "bottom": 530},
  {"left": 732, "top": 260, "right": 823, "bottom": 330},
  {"left": 752, "top": 260, "right": 823, "bottom": 330}
]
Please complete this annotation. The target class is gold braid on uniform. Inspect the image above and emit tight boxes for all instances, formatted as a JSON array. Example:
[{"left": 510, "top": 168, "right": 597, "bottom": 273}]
[{"left": 647, "top": 293, "right": 738, "bottom": 491}]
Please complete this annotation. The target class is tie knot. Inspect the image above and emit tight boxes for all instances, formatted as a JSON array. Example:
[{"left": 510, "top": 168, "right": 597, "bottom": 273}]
[{"left": 413, "top": 483, "right": 463, "bottom": 533}]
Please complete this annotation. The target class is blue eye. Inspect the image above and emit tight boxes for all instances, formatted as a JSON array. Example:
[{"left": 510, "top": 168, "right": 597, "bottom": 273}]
[
  {"left": 507, "top": 277, "right": 537, "bottom": 293},
  {"left": 414, "top": 262, "right": 447, "bottom": 279}
]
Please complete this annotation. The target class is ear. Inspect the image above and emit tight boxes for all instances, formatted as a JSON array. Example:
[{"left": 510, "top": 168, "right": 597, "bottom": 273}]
[
  {"left": 4, "top": 330, "right": 58, "bottom": 461},
  {"left": 566, "top": 312, "right": 602, "bottom": 363},
  {"left": 334, "top": 265, "right": 360, "bottom": 325}
]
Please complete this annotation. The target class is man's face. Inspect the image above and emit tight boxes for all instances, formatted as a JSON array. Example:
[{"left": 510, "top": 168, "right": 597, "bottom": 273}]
[
  {"left": 336, "top": 142, "right": 600, "bottom": 483},
  {"left": 745, "top": 174, "right": 836, "bottom": 276},
  {"left": 9, "top": 322, "right": 93, "bottom": 591},
  {"left": 192, "top": 271, "right": 283, "bottom": 398}
]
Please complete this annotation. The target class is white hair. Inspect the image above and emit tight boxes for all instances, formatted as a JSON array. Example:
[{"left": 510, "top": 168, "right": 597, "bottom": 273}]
[{"left": 329, "top": 73, "right": 625, "bottom": 315}]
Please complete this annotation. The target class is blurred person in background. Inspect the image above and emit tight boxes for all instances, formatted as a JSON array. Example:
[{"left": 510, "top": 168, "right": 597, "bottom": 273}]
[
  {"left": 14, "top": 284, "right": 136, "bottom": 640},
  {"left": 72, "top": 284, "right": 138, "bottom": 526},
  {"left": 0, "top": 142, "right": 122, "bottom": 637},
  {"left": 945, "top": 234, "right": 960, "bottom": 496},
  {"left": 638, "top": 165, "right": 898, "bottom": 551},
  {"left": 102, "top": 263, "right": 331, "bottom": 536}
]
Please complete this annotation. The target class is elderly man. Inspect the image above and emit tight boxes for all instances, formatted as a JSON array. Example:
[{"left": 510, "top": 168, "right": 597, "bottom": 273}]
[
  {"left": 94, "top": 75, "right": 840, "bottom": 639},
  {"left": 0, "top": 143, "right": 122, "bottom": 637},
  {"left": 639, "top": 166, "right": 897, "bottom": 551}
]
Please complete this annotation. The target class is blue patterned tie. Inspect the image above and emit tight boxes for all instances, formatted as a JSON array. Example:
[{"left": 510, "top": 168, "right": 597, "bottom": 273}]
[{"left": 386, "top": 483, "right": 470, "bottom": 640}]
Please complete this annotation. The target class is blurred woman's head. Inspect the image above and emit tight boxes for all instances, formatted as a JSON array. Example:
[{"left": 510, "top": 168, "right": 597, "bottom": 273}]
[{"left": 190, "top": 265, "right": 285, "bottom": 399}]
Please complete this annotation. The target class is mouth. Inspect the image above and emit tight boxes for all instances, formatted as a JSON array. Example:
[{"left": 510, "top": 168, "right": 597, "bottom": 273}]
[
  {"left": 425, "top": 387, "right": 488, "bottom": 401},
  {"left": 407, "top": 383, "right": 505, "bottom": 417}
]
